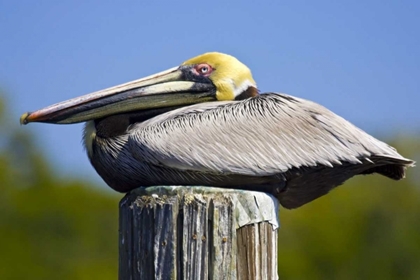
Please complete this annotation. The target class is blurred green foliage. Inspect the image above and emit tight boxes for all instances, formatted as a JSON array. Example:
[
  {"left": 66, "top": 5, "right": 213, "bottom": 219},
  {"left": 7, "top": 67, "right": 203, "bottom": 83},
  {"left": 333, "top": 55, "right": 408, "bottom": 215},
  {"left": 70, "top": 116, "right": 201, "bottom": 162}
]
[
  {"left": 0, "top": 95, "right": 120, "bottom": 279},
  {"left": 1, "top": 95, "right": 418, "bottom": 279}
]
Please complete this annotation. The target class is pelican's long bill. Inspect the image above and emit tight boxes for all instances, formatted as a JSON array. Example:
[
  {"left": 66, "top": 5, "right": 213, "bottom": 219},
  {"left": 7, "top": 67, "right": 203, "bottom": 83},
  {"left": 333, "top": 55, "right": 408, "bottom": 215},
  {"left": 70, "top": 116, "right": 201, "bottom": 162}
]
[{"left": 20, "top": 66, "right": 217, "bottom": 125}]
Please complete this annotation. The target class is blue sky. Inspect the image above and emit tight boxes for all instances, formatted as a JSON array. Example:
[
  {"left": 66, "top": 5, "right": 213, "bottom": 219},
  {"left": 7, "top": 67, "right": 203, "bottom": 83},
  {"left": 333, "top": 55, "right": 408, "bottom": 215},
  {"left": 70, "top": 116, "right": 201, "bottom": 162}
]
[{"left": 1, "top": 1, "right": 419, "bottom": 186}]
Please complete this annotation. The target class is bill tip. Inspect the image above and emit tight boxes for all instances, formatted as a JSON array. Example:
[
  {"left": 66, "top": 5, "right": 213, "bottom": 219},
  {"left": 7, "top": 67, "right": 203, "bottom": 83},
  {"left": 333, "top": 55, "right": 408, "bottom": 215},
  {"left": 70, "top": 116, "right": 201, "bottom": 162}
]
[{"left": 20, "top": 112, "right": 31, "bottom": 125}]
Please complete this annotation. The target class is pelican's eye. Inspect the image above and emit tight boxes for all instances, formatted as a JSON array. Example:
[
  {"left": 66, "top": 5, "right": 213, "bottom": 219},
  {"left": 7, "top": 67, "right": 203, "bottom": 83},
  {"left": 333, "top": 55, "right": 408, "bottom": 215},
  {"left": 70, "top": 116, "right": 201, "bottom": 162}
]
[{"left": 194, "top": 64, "right": 213, "bottom": 76}]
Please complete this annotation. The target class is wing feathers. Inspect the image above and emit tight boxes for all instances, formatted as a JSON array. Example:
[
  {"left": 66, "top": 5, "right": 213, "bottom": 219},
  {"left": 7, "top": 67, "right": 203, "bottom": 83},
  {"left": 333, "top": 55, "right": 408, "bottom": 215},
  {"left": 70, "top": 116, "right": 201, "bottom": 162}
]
[{"left": 128, "top": 93, "right": 412, "bottom": 177}]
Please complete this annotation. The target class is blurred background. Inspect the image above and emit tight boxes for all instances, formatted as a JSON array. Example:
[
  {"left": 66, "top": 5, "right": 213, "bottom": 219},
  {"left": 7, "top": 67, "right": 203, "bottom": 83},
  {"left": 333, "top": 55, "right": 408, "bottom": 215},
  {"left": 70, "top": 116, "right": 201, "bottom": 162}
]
[{"left": 1, "top": 1, "right": 419, "bottom": 279}]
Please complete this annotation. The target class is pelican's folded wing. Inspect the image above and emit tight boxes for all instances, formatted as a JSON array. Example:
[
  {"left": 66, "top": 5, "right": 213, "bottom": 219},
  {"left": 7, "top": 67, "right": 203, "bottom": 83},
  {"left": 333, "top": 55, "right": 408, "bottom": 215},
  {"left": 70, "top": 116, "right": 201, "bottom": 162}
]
[{"left": 128, "top": 93, "right": 413, "bottom": 177}]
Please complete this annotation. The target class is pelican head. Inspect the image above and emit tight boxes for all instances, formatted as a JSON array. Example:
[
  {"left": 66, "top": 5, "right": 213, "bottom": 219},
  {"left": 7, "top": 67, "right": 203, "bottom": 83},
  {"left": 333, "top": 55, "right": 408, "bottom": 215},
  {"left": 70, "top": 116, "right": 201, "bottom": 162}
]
[{"left": 20, "top": 52, "right": 258, "bottom": 125}]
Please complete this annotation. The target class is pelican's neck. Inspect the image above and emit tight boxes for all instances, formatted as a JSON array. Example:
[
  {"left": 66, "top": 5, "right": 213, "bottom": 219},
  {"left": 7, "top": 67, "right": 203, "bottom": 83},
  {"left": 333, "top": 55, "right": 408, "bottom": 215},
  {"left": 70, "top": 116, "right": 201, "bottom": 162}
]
[
  {"left": 235, "top": 85, "right": 259, "bottom": 100},
  {"left": 83, "top": 120, "right": 97, "bottom": 158}
]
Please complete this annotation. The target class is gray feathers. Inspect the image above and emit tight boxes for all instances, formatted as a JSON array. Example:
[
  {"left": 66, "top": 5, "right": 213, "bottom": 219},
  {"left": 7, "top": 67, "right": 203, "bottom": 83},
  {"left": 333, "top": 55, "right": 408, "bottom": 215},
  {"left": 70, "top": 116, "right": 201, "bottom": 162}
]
[
  {"left": 130, "top": 93, "right": 411, "bottom": 175},
  {"left": 87, "top": 93, "right": 414, "bottom": 209}
]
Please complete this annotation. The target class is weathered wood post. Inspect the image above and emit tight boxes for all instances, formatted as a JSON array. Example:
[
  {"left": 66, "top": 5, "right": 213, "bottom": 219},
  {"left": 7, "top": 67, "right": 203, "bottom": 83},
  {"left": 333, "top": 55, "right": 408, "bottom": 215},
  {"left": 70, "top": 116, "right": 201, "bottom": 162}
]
[{"left": 119, "top": 186, "right": 279, "bottom": 280}]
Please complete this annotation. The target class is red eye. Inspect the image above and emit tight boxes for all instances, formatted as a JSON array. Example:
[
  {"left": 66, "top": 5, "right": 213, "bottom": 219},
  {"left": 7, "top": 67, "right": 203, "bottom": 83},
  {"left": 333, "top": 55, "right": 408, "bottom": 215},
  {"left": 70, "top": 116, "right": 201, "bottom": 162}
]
[{"left": 194, "top": 64, "right": 213, "bottom": 76}]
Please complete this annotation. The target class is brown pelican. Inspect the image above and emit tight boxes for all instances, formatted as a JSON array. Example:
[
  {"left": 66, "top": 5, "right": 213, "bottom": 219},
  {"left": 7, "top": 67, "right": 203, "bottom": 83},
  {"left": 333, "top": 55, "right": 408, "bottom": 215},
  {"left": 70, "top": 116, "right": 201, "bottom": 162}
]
[{"left": 20, "top": 52, "right": 414, "bottom": 209}]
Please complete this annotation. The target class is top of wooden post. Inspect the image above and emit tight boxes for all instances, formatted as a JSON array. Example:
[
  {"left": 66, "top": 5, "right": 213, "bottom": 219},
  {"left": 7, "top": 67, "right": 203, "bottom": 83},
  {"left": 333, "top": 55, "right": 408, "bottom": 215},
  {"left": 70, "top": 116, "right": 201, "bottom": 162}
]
[{"left": 123, "top": 186, "right": 280, "bottom": 229}]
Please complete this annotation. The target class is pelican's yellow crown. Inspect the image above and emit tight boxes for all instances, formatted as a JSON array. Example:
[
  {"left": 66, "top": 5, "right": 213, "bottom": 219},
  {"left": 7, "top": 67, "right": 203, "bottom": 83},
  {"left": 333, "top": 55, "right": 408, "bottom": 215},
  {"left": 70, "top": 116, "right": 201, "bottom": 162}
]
[{"left": 182, "top": 52, "right": 256, "bottom": 100}]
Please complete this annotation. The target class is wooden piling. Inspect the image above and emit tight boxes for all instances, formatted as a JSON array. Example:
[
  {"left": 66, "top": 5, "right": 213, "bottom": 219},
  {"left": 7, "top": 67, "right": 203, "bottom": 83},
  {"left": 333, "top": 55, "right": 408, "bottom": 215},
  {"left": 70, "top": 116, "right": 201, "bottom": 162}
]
[{"left": 119, "top": 186, "right": 279, "bottom": 280}]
